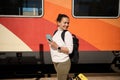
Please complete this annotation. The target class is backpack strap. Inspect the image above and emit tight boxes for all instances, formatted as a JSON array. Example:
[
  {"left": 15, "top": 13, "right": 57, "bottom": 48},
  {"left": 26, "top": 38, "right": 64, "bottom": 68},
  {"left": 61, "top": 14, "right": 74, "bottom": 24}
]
[
  {"left": 61, "top": 30, "right": 67, "bottom": 42},
  {"left": 53, "top": 30, "right": 68, "bottom": 42},
  {"left": 53, "top": 30, "right": 58, "bottom": 35}
]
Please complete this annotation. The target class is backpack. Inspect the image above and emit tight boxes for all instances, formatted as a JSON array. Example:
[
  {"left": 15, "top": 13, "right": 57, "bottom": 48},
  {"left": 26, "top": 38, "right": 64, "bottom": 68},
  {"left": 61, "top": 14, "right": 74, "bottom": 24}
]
[{"left": 53, "top": 30, "right": 79, "bottom": 64}]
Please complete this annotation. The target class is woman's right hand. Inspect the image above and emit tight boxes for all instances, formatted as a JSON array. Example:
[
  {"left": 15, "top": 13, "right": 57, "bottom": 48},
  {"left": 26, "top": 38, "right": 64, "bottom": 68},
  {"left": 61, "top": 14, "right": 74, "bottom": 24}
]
[{"left": 48, "top": 41, "right": 58, "bottom": 50}]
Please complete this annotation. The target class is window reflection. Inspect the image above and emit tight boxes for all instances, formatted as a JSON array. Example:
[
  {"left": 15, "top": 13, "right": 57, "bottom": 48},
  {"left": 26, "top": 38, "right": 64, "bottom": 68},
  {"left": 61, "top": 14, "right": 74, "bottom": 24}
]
[
  {"left": 73, "top": 0, "right": 119, "bottom": 18},
  {"left": 0, "top": 0, "right": 43, "bottom": 17}
]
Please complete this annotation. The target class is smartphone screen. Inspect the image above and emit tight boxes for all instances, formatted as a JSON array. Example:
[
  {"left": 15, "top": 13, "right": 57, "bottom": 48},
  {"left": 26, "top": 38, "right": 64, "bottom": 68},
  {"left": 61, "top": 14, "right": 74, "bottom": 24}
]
[{"left": 46, "top": 34, "right": 52, "bottom": 41}]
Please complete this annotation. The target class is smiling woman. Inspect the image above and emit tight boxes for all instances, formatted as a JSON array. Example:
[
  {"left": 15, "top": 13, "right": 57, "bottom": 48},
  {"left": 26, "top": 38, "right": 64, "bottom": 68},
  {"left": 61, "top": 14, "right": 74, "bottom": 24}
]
[{"left": 0, "top": 0, "right": 43, "bottom": 17}]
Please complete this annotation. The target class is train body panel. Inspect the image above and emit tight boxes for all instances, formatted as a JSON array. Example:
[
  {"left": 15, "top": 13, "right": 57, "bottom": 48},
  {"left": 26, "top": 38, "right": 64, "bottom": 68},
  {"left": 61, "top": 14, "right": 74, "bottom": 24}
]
[{"left": 0, "top": 0, "right": 120, "bottom": 51}]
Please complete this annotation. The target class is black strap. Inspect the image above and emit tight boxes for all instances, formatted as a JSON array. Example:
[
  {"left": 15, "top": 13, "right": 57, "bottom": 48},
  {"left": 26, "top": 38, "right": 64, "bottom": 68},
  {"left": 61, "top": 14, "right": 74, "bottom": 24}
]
[
  {"left": 53, "top": 30, "right": 58, "bottom": 35},
  {"left": 53, "top": 30, "right": 68, "bottom": 42},
  {"left": 61, "top": 30, "right": 67, "bottom": 42}
]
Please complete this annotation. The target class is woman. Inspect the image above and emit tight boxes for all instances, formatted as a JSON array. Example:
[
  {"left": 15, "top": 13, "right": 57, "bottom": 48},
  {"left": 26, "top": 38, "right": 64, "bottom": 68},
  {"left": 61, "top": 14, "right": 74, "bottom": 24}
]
[{"left": 47, "top": 14, "right": 73, "bottom": 80}]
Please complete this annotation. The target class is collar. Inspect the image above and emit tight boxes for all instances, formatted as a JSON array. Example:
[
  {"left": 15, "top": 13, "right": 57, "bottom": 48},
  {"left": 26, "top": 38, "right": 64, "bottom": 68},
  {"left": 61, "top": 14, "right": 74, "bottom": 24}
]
[{"left": 58, "top": 27, "right": 63, "bottom": 31}]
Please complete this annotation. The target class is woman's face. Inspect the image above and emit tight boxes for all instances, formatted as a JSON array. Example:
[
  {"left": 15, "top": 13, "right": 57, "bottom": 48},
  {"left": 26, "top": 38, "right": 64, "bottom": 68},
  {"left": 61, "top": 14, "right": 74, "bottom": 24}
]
[{"left": 58, "top": 17, "right": 69, "bottom": 30}]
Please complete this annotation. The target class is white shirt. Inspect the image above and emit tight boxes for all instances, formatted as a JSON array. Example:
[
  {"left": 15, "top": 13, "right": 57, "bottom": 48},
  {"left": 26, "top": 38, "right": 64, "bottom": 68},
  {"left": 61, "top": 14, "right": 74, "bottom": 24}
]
[{"left": 50, "top": 28, "right": 73, "bottom": 63}]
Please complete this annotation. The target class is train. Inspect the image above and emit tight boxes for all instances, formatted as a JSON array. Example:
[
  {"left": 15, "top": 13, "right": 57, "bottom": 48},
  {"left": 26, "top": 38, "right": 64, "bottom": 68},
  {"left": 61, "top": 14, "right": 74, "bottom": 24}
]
[{"left": 0, "top": 0, "right": 120, "bottom": 74}]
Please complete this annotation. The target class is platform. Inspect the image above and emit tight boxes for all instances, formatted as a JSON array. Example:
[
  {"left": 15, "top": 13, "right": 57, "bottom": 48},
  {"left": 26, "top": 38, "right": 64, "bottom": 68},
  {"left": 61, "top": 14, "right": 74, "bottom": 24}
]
[{"left": 1, "top": 73, "right": 120, "bottom": 80}]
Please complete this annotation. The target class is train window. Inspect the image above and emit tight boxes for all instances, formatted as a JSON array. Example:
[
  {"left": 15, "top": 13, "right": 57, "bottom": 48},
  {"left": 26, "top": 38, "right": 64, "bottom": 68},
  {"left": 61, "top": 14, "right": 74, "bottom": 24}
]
[
  {"left": 0, "top": 0, "right": 43, "bottom": 17},
  {"left": 72, "top": 0, "right": 119, "bottom": 18}
]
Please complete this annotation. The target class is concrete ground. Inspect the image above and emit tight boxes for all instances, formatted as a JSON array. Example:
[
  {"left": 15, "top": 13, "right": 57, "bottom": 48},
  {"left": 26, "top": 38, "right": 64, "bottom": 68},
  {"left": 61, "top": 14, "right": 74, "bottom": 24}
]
[{"left": 1, "top": 73, "right": 120, "bottom": 80}]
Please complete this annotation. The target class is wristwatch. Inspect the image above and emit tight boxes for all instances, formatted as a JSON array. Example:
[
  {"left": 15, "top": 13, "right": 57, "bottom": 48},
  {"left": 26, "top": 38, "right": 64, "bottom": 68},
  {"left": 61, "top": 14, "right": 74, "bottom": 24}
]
[{"left": 57, "top": 47, "right": 61, "bottom": 51}]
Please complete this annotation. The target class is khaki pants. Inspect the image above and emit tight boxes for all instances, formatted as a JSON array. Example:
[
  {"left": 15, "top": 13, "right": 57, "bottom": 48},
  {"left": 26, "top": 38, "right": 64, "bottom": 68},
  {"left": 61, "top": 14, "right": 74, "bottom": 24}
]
[{"left": 53, "top": 59, "right": 71, "bottom": 80}]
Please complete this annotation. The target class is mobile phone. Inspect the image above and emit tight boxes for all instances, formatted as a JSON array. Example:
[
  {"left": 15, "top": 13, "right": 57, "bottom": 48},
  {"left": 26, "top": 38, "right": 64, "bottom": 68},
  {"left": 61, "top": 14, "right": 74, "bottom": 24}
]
[{"left": 46, "top": 34, "right": 52, "bottom": 41}]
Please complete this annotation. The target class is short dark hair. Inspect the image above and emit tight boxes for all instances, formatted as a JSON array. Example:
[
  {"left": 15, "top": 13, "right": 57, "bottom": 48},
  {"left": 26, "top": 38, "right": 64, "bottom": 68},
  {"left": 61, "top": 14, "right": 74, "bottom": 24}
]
[{"left": 56, "top": 14, "right": 69, "bottom": 22}]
